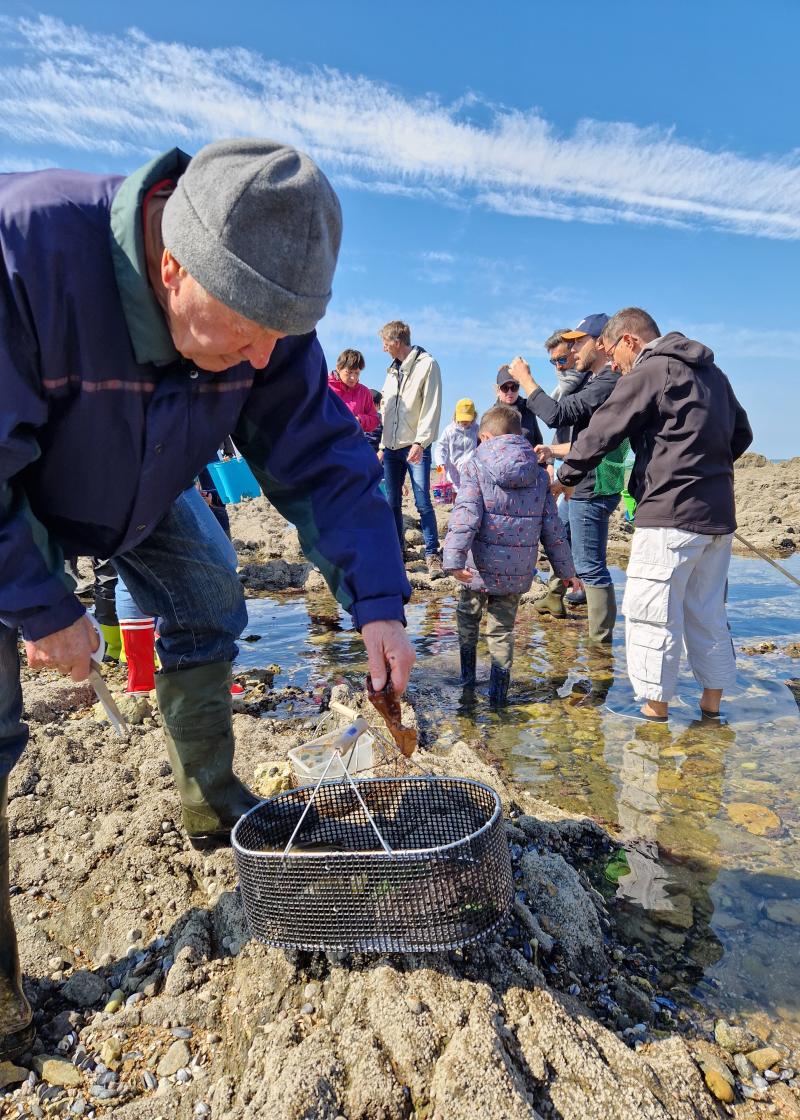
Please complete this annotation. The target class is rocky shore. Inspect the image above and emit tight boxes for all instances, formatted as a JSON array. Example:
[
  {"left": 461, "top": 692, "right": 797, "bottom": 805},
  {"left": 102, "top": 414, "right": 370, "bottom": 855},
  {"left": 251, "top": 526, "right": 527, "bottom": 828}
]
[
  {"left": 5, "top": 669, "right": 799, "bottom": 1120},
  {"left": 3, "top": 457, "right": 799, "bottom": 1119}
]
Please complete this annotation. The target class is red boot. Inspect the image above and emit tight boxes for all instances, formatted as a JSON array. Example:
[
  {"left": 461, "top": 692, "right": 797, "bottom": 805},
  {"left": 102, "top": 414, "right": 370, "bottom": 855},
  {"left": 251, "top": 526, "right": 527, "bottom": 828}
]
[{"left": 120, "top": 619, "right": 156, "bottom": 694}]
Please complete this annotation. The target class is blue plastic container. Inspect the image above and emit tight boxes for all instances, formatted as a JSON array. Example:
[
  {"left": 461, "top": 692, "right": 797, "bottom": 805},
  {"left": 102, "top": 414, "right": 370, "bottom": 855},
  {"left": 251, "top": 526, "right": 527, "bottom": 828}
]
[{"left": 205, "top": 458, "right": 261, "bottom": 504}]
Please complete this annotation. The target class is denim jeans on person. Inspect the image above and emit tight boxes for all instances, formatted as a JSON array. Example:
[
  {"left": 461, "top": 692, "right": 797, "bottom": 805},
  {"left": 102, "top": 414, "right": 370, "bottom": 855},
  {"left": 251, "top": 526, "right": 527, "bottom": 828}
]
[
  {"left": 114, "top": 487, "right": 238, "bottom": 622},
  {"left": 0, "top": 487, "right": 245, "bottom": 778},
  {"left": 568, "top": 494, "right": 619, "bottom": 587},
  {"left": 382, "top": 444, "right": 440, "bottom": 556}
]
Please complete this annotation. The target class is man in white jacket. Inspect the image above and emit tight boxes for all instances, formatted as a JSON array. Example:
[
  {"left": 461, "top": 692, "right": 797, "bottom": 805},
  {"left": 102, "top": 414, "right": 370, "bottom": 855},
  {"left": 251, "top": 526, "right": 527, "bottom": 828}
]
[{"left": 379, "top": 320, "right": 444, "bottom": 576}]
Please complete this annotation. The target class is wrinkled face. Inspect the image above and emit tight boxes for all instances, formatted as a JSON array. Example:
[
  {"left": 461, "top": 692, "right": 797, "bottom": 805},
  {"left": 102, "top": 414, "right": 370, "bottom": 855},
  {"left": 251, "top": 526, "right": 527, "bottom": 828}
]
[
  {"left": 602, "top": 333, "right": 638, "bottom": 375},
  {"left": 572, "top": 334, "right": 598, "bottom": 372},
  {"left": 162, "top": 256, "right": 285, "bottom": 372},
  {"left": 382, "top": 335, "right": 405, "bottom": 361},
  {"left": 338, "top": 365, "right": 361, "bottom": 387}
]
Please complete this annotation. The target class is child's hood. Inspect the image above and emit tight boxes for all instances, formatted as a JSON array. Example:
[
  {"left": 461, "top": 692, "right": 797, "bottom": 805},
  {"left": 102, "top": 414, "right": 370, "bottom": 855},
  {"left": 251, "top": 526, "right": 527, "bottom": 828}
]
[{"left": 475, "top": 434, "right": 543, "bottom": 489}]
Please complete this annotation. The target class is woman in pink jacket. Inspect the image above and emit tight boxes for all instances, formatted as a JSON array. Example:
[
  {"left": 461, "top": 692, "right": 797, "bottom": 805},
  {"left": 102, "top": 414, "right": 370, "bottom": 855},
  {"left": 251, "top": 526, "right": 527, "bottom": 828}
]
[{"left": 327, "top": 349, "right": 379, "bottom": 433}]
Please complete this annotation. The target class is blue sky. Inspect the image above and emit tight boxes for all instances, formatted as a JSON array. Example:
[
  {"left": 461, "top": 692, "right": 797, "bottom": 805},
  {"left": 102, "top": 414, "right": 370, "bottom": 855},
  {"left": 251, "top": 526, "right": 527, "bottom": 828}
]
[{"left": 1, "top": 0, "right": 798, "bottom": 456}]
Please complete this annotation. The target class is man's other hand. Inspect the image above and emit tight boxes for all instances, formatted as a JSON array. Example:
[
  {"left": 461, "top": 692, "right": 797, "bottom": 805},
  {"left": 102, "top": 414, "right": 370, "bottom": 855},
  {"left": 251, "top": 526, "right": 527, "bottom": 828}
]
[
  {"left": 24, "top": 614, "right": 99, "bottom": 682},
  {"left": 535, "top": 444, "right": 556, "bottom": 463},
  {"left": 563, "top": 577, "right": 583, "bottom": 594},
  {"left": 550, "top": 480, "right": 573, "bottom": 500},
  {"left": 407, "top": 442, "right": 424, "bottom": 465},
  {"left": 362, "top": 620, "right": 416, "bottom": 695},
  {"left": 449, "top": 568, "right": 474, "bottom": 584}
]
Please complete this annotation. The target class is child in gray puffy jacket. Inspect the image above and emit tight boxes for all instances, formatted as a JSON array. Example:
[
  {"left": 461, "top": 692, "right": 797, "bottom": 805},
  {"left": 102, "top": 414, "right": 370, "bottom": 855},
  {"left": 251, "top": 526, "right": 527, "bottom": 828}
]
[{"left": 443, "top": 404, "right": 577, "bottom": 704}]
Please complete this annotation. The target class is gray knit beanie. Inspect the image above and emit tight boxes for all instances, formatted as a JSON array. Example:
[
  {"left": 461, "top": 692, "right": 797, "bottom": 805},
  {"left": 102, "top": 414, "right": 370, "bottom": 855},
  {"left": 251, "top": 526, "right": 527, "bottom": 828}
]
[{"left": 162, "top": 138, "right": 342, "bottom": 335}]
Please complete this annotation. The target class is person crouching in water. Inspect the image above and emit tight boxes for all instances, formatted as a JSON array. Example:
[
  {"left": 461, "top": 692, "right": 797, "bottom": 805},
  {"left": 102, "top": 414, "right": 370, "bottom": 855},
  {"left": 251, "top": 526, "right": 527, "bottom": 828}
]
[
  {"left": 436, "top": 398, "right": 479, "bottom": 491},
  {"left": 443, "top": 404, "right": 578, "bottom": 705}
]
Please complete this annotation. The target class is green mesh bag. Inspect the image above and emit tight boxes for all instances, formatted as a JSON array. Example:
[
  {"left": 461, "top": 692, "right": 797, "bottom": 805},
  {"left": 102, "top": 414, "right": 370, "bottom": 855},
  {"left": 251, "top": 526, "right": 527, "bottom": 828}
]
[{"left": 594, "top": 439, "right": 631, "bottom": 496}]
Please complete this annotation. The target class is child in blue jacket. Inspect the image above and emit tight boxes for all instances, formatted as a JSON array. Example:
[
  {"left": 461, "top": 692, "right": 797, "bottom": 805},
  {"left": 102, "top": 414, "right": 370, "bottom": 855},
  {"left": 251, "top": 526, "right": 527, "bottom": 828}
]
[{"left": 443, "top": 404, "right": 577, "bottom": 704}]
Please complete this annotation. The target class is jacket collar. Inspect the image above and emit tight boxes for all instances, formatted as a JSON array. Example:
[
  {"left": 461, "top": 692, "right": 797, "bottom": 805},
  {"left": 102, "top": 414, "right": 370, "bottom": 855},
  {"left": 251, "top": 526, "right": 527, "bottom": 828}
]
[{"left": 109, "top": 148, "right": 191, "bottom": 367}]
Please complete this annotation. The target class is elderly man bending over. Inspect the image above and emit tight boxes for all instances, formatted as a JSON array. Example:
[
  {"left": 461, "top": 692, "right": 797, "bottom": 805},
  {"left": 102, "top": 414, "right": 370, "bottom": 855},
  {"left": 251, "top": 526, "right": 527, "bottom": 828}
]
[
  {"left": 0, "top": 140, "right": 414, "bottom": 1059},
  {"left": 554, "top": 307, "right": 752, "bottom": 722}
]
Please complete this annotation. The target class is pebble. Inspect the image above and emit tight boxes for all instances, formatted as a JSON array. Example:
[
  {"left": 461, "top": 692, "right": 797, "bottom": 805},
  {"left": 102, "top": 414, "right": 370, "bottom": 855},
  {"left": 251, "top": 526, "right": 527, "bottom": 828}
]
[
  {"left": 764, "top": 1069, "right": 779, "bottom": 1081},
  {"left": 127, "top": 927, "right": 143, "bottom": 943},
  {"left": 752, "top": 1073, "right": 769, "bottom": 1089},
  {"left": 299, "top": 1002, "right": 314, "bottom": 1015},
  {"left": 733, "top": 1052, "right": 756, "bottom": 1079},
  {"left": 32, "top": 1057, "right": 82, "bottom": 1089},
  {"left": 405, "top": 997, "right": 425, "bottom": 1015},
  {"left": 103, "top": 989, "right": 125, "bottom": 1014},
  {"left": 702, "top": 1068, "right": 734, "bottom": 1103},
  {"left": 747, "top": 1045, "right": 783, "bottom": 1072},
  {"left": 303, "top": 982, "right": 321, "bottom": 1001},
  {"left": 89, "top": 1085, "right": 119, "bottom": 1100},
  {"left": 70, "top": 1096, "right": 86, "bottom": 1116},
  {"left": 194, "top": 1105, "right": 211, "bottom": 1118},
  {"left": 142, "top": 1070, "right": 157, "bottom": 1091},
  {"left": 714, "top": 1018, "right": 756, "bottom": 1054},
  {"left": 175, "top": 1068, "right": 192, "bottom": 1083},
  {"left": 171, "top": 1027, "right": 193, "bottom": 1039},
  {"left": 157, "top": 1040, "right": 192, "bottom": 1078}
]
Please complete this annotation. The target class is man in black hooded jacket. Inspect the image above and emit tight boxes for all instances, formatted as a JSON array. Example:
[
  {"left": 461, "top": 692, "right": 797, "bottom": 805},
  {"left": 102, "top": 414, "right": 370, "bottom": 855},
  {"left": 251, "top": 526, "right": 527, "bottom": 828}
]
[{"left": 555, "top": 307, "right": 752, "bottom": 723}]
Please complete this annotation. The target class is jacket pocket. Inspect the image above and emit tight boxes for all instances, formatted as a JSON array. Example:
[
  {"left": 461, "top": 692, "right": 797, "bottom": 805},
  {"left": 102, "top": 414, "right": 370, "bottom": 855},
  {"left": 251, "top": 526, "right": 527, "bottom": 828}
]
[{"left": 622, "top": 560, "right": 673, "bottom": 626}]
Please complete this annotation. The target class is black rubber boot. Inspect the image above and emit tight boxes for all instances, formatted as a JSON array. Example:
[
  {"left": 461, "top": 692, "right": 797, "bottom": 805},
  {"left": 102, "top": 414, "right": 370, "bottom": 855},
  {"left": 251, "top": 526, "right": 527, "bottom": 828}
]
[
  {"left": 459, "top": 645, "right": 477, "bottom": 688},
  {"left": 0, "top": 775, "right": 34, "bottom": 1061},
  {"left": 488, "top": 663, "right": 511, "bottom": 707},
  {"left": 156, "top": 663, "right": 260, "bottom": 850},
  {"left": 534, "top": 575, "right": 567, "bottom": 618}
]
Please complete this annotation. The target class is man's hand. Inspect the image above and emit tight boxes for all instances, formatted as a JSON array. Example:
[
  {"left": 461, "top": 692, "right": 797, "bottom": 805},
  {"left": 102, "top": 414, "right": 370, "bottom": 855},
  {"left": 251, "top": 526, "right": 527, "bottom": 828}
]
[
  {"left": 535, "top": 443, "right": 556, "bottom": 464},
  {"left": 362, "top": 620, "right": 416, "bottom": 695},
  {"left": 449, "top": 568, "right": 474, "bottom": 584},
  {"left": 563, "top": 577, "right": 583, "bottom": 593},
  {"left": 407, "top": 442, "right": 424, "bottom": 465},
  {"left": 376, "top": 449, "right": 384, "bottom": 463},
  {"left": 24, "top": 614, "right": 100, "bottom": 683},
  {"left": 550, "top": 480, "right": 573, "bottom": 500},
  {"left": 508, "top": 356, "right": 536, "bottom": 394}
]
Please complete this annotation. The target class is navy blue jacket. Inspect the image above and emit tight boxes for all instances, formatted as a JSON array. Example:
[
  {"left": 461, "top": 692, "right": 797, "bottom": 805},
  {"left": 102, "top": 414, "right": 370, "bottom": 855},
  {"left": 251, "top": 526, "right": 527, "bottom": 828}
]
[{"left": 0, "top": 150, "right": 410, "bottom": 640}]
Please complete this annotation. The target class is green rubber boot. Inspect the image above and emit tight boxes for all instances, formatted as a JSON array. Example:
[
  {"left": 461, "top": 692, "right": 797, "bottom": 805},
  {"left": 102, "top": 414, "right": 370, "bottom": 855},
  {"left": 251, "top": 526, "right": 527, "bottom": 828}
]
[
  {"left": 156, "top": 663, "right": 259, "bottom": 850},
  {"left": 585, "top": 585, "right": 617, "bottom": 645},
  {"left": 0, "top": 775, "right": 35, "bottom": 1061},
  {"left": 98, "top": 622, "right": 122, "bottom": 662},
  {"left": 534, "top": 575, "right": 567, "bottom": 619}
]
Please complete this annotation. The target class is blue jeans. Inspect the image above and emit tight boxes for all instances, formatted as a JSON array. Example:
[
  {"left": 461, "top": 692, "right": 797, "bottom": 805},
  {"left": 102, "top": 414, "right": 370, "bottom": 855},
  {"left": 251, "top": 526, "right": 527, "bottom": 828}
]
[
  {"left": 382, "top": 445, "right": 440, "bottom": 555},
  {"left": 568, "top": 495, "right": 619, "bottom": 586},
  {"left": 113, "top": 487, "right": 238, "bottom": 622},
  {"left": 1, "top": 489, "right": 244, "bottom": 777}
]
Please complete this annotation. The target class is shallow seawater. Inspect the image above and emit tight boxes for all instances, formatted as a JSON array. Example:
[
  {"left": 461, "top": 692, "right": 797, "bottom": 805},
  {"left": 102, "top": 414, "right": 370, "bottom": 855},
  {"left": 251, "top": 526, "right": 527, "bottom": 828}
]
[{"left": 237, "top": 555, "right": 800, "bottom": 1043}]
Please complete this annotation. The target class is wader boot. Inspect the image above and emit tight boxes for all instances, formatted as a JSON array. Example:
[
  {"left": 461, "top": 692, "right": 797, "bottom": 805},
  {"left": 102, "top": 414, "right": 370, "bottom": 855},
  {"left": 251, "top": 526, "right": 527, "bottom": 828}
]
[
  {"left": 98, "top": 623, "right": 122, "bottom": 662},
  {"left": 534, "top": 576, "right": 566, "bottom": 619},
  {"left": 585, "top": 585, "right": 617, "bottom": 645},
  {"left": 156, "top": 663, "right": 259, "bottom": 850},
  {"left": 0, "top": 775, "right": 34, "bottom": 1061},
  {"left": 488, "top": 663, "right": 511, "bottom": 706},
  {"left": 459, "top": 645, "right": 477, "bottom": 689}
]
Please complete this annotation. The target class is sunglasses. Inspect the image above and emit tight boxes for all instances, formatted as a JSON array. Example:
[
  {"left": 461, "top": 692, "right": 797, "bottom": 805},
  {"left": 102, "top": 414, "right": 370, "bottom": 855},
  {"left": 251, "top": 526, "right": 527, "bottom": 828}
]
[
  {"left": 549, "top": 355, "right": 570, "bottom": 367},
  {"left": 605, "top": 336, "right": 624, "bottom": 358},
  {"left": 499, "top": 383, "right": 519, "bottom": 392}
]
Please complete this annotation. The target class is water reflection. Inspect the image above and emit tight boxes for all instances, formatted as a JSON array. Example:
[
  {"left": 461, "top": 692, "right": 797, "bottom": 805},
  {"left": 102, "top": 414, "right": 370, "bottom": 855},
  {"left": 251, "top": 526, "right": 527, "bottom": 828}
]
[{"left": 238, "top": 555, "right": 800, "bottom": 1044}]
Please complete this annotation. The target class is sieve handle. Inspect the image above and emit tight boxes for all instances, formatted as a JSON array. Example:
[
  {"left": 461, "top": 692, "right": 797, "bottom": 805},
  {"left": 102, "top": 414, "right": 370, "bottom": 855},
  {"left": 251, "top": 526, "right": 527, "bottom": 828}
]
[{"left": 281, "top": 747, "right": 394, "bottom": 859}]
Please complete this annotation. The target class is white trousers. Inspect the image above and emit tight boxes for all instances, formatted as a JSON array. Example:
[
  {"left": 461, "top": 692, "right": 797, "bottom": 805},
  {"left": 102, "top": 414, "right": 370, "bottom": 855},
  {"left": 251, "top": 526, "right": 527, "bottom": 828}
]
[{"left": 622, "top": 527, "right": 736, "bottom": 702}]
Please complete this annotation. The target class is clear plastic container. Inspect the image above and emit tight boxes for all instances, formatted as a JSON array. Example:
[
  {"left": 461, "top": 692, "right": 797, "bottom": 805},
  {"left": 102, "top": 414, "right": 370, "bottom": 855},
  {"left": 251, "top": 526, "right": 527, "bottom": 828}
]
[{"left": 288, "top": 723, "right": 375, "bottom": 782}]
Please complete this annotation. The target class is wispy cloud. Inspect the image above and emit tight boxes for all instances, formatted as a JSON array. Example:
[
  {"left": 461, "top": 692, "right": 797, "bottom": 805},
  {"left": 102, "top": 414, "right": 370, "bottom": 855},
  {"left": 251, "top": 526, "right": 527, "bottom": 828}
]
[{"left": 2, "top": 16, "right": 800, "bottom": 239}]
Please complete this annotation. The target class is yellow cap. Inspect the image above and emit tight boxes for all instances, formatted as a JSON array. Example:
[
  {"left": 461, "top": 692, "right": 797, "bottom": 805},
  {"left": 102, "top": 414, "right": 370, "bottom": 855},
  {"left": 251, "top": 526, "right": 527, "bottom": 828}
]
[{"left": 454, "top": 398, "right": 477, "bottom": 421}]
